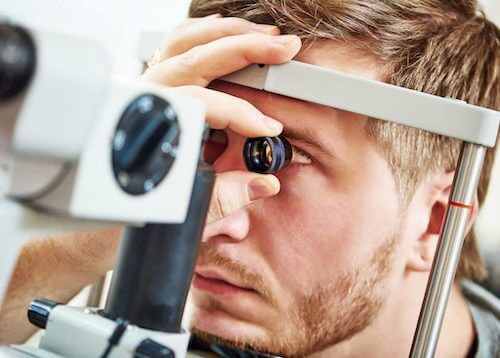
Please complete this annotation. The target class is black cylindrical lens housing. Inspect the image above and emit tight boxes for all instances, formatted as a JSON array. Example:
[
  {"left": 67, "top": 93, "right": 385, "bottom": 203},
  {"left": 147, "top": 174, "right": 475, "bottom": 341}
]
[
  {"left": 243, "top": 135, "right": 292, "bottom": 174},
  {"left": 104, "top": 163, "right": 215, "bottom": 333}
]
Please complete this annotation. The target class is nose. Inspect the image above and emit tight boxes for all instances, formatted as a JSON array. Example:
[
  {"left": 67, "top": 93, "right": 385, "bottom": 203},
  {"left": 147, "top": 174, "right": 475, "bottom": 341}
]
[{"left": 203, "top": 130, "right": 253, "bottom": 243}]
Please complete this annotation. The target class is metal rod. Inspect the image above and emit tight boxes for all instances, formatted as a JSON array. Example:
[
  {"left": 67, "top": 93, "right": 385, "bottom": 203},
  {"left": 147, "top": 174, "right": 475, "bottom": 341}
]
[
  {"left": 86, "top": 276, "right": 106, "bottom": 308},
  {"left": 410, "top": 142, "right": 486, "bottom": 358}
]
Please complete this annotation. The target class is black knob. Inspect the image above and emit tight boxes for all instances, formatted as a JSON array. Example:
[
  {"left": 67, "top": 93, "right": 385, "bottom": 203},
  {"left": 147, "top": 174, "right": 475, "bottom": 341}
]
[
  {"left": 27, "top": 298, "right": 59, "bottom": 329},
  {"left": 134, "top": 339, "right": 175, "bottom": 358},
  {"left": 112, "top": 94, "right": 180, "bottom": 195},
  {"left": 0, "top": 23, "right": 36, "bottom": 101}
]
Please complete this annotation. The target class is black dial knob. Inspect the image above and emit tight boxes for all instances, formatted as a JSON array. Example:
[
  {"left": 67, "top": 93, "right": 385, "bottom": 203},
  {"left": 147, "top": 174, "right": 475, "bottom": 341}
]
[
  {"left": 0, "top": 23, "right": 36, "bottom": 101},
  {"left": 112, "top": 94, "right": 180, "bottom": 195},
  {"left": 135, "top": 339, "right": 175, "bottom": 358},
  {"left": 27, "top": 298, "right": 59, "bottom": 329}
]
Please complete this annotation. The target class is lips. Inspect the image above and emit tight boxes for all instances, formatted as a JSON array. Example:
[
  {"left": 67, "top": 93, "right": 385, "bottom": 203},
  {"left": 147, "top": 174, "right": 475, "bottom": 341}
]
[{"left": 193, "top": 270, "right": 254, "bottom": 295}]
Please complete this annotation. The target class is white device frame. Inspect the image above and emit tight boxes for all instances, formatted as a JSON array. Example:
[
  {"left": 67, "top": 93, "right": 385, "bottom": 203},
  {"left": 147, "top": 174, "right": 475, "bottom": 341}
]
[
  {"left": 222, "top": 61, "right": 499, "bottom": 146},
  {"left": 222, "top": 60, "right": 500, "bottom": 358}
]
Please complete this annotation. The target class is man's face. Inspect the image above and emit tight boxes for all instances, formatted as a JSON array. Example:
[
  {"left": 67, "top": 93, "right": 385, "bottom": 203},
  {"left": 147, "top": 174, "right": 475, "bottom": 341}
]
[{"left": 191, "top": 42, "right": 405, "bottom": 356}]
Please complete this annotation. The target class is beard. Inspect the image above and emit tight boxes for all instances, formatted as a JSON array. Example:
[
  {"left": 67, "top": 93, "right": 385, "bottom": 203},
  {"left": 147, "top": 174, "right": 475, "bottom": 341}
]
[{"left": 191, "top": 232, "right": 398, "bottom": 357}]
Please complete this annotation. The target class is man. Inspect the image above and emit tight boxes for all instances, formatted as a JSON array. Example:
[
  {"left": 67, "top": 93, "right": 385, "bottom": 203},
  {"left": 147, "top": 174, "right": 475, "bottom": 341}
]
[{"left": 1, "top": 0, "right": 499, "bottom": 357}]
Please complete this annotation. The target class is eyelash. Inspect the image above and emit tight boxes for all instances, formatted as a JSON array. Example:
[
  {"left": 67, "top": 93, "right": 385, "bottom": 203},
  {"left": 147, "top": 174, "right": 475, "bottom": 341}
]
[{"left": 290, "top": 145, "right": 313, "bottom": 166}]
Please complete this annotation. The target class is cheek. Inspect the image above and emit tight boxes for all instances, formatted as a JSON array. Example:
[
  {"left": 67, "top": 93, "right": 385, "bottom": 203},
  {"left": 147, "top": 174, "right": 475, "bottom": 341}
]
[
  {"left": 247, "top": 159, "right": 400, "bottom": 296},
  {"left": 247, "top": 179, "right": 354, "bottom": 294}
]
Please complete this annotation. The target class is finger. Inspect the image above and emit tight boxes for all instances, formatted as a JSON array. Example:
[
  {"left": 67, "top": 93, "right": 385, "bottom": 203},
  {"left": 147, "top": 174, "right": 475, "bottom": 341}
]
[
  {"left": 143, "top": 33, "right": 301, "bottom": 87},
  {"left": 175, "top": 85, "right": 282, "bottom": 137},
  {"left": 206, "top": 171, "right": 280, "bottom": 225},
  {"left": 161, "top": 17, "right": 280, "bottom": 60}
]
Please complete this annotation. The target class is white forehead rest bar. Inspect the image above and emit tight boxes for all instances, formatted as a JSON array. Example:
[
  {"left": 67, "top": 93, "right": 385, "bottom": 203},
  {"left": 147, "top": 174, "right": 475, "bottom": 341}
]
[{"left": 221, "top": 61, "right": 500, "bottom": 147}]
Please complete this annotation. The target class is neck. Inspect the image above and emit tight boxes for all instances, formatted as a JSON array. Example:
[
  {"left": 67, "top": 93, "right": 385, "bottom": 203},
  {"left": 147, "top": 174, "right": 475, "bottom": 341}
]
[{"left": 309, "top": 273, "right": 475, "bottom": 358}]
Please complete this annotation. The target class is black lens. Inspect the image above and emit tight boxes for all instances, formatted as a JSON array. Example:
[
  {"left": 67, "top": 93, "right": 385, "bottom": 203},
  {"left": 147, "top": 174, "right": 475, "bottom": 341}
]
[{"left": 243, "top": 135, "right": 292, "bottom": 174}]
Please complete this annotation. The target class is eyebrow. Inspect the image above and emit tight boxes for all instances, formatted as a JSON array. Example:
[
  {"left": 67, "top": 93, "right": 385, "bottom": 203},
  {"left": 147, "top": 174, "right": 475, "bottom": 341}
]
[{"left": 282, "top": 126, "right": 334, "bottom": 157}]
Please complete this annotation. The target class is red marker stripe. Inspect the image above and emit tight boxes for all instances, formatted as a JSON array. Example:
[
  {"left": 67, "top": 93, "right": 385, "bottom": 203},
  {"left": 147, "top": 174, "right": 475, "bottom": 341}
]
[{"left": 449, "top": 201, "right": 473, "bottom": 210}]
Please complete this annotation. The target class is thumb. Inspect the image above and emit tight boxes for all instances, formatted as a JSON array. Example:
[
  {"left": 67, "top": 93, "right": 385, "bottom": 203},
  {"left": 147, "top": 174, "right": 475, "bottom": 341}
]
[{"left": 206, "top": 171, "right": 280, "bottom": 225}]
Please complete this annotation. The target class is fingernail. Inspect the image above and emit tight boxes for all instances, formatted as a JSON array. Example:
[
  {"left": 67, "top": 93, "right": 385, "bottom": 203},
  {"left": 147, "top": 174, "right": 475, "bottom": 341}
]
[
  {"left": 272, "top": 34, "right": 299, "bottom": 44},
  {"left": 262, "top": 116, "right": 283, "bottom": 133},
  {"left": 248, "top": 177, "right": 279, "bottom": 201},
  {"left": 206, "top": 13, "right": 223, "bottom": 18},
  {"left": 251, "top": 23, "right": 279, "bottom": 33}
]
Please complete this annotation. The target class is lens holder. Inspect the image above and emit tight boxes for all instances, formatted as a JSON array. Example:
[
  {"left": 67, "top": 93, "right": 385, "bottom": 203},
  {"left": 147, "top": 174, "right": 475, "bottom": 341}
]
[{"left": 243, "top": 135, "right": 292, "bottom": 174}]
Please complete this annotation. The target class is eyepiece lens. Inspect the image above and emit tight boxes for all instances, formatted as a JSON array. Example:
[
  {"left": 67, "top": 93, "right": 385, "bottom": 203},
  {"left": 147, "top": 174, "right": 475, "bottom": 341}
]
[
  {"left": 243, "top": 135, "right": 292, "bottom": 174},
  {"left": 262, "top": 142, "right": 273, "bottom": 165}
]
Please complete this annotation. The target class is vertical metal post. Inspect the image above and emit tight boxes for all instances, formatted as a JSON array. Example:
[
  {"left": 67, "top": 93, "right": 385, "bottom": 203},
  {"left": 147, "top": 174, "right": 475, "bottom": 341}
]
[
  {"left": 410, "top": 142, "right": 486, "bottom": 358},
  {"left": 86, "top": 276, "right": 106, "bottom": 308}
]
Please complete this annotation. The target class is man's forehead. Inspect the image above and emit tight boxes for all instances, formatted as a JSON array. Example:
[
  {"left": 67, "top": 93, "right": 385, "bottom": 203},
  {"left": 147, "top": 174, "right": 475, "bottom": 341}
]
[{"left": 295, "top": 40, "right": 386, "bottom": 82}]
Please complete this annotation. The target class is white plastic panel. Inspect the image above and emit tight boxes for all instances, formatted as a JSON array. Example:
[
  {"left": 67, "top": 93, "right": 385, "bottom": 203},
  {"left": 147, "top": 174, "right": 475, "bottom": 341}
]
[
  {"left": 34, "top": 76, "right": 206, "bottom": 224},
  {"left": 12, "top": 29, "right": 112, "bottom": 160},
  {"left": 222, "top": 61, "right": 500, "bottom": 147},
  {"left": 39, "top": 306, "right": 190, "bottom": 357}
]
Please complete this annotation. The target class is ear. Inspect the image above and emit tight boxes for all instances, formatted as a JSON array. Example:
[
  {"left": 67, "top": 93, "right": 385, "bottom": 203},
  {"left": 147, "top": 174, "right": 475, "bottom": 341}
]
[{"left": 406, "top": 170, "right": 479, "bottom": 273}]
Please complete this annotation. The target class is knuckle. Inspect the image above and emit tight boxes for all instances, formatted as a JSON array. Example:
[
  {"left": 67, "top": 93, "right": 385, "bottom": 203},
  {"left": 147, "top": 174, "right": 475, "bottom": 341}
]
[
  {"left": 161, "top": 20, "right": 197, "bottom": 56},
  {"left": 215, "top": 194, "right": 229, "bottom": 219},
  {"left": 215, "top": 181, "right": 235, "bottom": 218},
  {"left": 160, "top": 34, "right": 187, "bottom": 58},
  {"left": 177, "top": 47, "right": 200, "bottom": 71},
  {"left": 208, "top": 184, "right": 225, "bottom": 221}
]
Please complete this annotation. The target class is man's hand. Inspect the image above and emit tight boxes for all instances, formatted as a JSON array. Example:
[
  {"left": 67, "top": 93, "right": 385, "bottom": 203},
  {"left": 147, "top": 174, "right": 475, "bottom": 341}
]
[{"left": 143, "top": 14, "right": 302, "bottom": 224}]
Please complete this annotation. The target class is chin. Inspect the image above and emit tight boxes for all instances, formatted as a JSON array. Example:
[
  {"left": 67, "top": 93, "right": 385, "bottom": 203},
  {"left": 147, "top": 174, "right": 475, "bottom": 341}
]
[{"left": 190, "top": 304, "right": 267, "bottom": 343}]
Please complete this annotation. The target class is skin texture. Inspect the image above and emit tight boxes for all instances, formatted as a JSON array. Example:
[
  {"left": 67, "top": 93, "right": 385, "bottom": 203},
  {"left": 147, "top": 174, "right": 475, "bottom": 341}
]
[{"left": 0, "top": 16, "right": 477, "bottom": 357}]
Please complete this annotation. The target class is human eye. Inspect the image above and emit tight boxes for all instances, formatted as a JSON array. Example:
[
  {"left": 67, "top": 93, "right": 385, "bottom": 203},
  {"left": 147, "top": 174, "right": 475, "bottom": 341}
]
[{"left": 290, "top": 145, "right": 312, "bottom": 166}]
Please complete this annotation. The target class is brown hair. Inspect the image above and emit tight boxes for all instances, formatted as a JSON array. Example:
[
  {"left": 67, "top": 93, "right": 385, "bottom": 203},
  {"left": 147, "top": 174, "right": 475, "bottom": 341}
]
[{"left": 189, "top": 0, "right": 500, "bottom": 281}]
